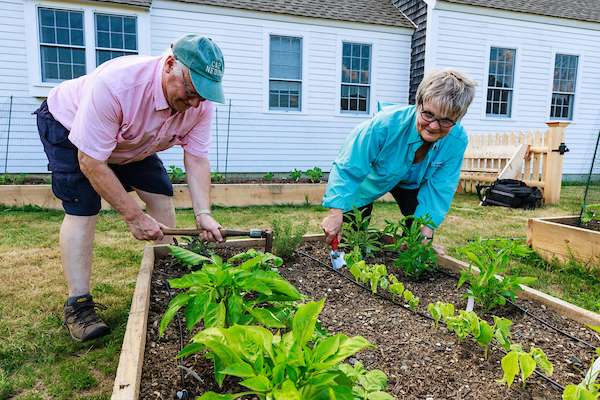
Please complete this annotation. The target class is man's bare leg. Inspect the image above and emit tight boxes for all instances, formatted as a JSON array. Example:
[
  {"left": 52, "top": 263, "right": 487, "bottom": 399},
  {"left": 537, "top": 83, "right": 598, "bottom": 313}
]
[{"left": 60, "top": 214, "right": 97, "bottom": 297}]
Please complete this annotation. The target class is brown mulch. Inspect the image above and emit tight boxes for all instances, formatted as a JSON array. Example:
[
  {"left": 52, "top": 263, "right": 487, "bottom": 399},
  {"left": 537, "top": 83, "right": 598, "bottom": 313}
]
[{"left": 140, "top": 243, "right": 599, "bottom": 400}]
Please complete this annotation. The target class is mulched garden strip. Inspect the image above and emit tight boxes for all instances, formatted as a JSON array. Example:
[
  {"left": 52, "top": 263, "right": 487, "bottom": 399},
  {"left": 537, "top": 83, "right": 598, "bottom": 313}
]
[{"left": 140, "top": 242, "right": 599, "bottom": 400}]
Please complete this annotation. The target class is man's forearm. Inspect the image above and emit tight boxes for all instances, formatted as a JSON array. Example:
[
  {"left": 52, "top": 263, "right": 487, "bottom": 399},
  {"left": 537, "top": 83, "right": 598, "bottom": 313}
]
[
  {"left": 78, "top": 151, "right": 142, "bottom": 221},
  {"left": 184, "top": 152, "right": 212, "bottom": 214}
]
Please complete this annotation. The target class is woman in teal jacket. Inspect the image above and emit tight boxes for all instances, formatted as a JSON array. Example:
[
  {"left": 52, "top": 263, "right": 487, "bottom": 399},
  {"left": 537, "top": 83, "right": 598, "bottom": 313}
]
[{"left": 321, "top": 69, "right": 476, "bottom": 250}]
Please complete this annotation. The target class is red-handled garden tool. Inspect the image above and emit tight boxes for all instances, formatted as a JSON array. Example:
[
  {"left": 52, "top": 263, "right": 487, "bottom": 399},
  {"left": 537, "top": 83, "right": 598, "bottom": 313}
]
[{"left": 329, "top": 236, "right": 346, "bottom": 270}]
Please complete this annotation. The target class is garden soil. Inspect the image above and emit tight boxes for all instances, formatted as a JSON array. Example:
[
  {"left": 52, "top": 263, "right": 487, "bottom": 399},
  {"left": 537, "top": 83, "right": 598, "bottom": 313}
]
[{"left": 140, "top": 242, "right": 599, "bottom": 400}]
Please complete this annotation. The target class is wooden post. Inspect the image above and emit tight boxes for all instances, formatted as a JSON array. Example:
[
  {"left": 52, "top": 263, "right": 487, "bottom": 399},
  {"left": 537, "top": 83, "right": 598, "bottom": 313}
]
[{"left": 543, "top": 121, "right": 569, "bottom": 204}]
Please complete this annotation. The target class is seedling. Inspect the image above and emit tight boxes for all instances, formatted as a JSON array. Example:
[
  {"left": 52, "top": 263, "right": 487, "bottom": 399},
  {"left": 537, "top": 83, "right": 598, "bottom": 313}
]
[
  {"left": 384, "top": 216, "right": 437, "bottom": 279},
  {"left": 341, "top": 207, "right": 381, "bottom": 257},
  {"left": 289, "top": 168, "right": 303, "bottom": 182},
  {"left": 263, "top": 171, "right": 274, "bottom": 182},
  {"left": 338, "top": 361, "right": 395, "bottom": 400},
  {"left": 457, "top": 239, "right": 536, "bottom": 312},
  {"left": 305, "top": 166, "right": 323, "bottom": 183},
  {"left": 500, "top": 345, "right": 553, "bottom": 388},
  {"left": 167, "top": 165, "right": 186, "bottom": 183}
]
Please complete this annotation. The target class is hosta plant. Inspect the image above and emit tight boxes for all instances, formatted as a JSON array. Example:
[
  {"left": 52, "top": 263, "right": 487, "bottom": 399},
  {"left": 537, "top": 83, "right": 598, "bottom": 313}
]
[
  {"left": 500, "top": 344, "right": 553, "bottom": 388},
  {"left": 186, "top": 300, "right": 374, "bottom": 399},
  {"left": 341, "top": 208, "right": 381, "bottom": 258},
  {"left": 338, "top": 361, "right": 395, "bottom": 400},
  {"left": 160, "top": 248, "right": 302, "bottom": 335},
  {"left": 457, "top": 239, "right": 536, "bottom": 312},
  {"left": 383, "top": 216, "right": 437, "bottom": 280}
]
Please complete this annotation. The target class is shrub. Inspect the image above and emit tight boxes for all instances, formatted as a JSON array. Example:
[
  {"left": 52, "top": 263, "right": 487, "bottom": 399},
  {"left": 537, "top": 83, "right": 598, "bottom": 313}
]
[
  {"left": 263, "top": 172, "right": 274, "bottom": 182},
  {"left": 271, "top": 217, "right": 308, "bottom": 259}
]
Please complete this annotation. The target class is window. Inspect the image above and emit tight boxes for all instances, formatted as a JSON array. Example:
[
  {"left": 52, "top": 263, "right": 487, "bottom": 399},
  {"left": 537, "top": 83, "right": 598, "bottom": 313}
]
[
  {"left": 95, "top": 14, "right": 138, "bottom": 66},
  {"left": 38, "top": 8, "right": 85, "bottom": 82},
  {"left": 486, "top": 47, "right": 516, "bottom": 117},
  {"left": 341, "top": 42, "right": 371, "bottom": 113},
  {"left": 269, "top": 35, "right": 302, "bottom": 111},
  {"left": 550, "top": 54, "right": 578, "bottom": 120}
]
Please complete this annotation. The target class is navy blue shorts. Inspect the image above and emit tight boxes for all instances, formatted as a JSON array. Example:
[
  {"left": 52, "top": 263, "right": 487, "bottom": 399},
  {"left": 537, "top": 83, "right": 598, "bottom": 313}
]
[{"left": 35, "top": 100, "right": 173, "bottom": 216}]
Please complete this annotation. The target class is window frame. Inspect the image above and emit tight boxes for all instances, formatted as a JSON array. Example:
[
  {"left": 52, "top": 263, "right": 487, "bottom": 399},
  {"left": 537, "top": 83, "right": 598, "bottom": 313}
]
[
  {"left": 265, "top": 32, "right": 305, "bottom": 113},
  {"left": 94, "top": 12, "right": 139, "bottom": 67},
  {"left": 24, "top": 0, "right": 150, "bottom": 97},
  {"left": 548, "top": 52, "right": 580, "bottom": 121},
  {"left": 484, "top": 46, "right": 518, "bottom": 119},
  {"left": 336, "top": 39, "right": 374, "bottom": 117}
]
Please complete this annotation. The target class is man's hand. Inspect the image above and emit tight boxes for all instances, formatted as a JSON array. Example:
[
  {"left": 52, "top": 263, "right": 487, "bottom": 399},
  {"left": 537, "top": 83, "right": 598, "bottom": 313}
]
[
  {"left": 196, "top": 213, "right": 224, "bottom": 242},
  {"left": 126, "top": 212, "right": 164, "bottom": 241},
  {"left": 321, "top": 209, "right": 344, "bottom": 244}
]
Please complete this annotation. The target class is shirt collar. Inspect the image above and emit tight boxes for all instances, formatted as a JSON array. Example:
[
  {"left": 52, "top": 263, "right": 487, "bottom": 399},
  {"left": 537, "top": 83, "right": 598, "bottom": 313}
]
[{"left": 153, "top": 56, "right": 170, "bottom": 111}]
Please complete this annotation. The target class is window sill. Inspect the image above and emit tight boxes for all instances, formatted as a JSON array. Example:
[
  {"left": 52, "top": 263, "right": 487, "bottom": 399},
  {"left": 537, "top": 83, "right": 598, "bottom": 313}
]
[{"left": 29, "top": 83, "right": 57, "bottom": 98}]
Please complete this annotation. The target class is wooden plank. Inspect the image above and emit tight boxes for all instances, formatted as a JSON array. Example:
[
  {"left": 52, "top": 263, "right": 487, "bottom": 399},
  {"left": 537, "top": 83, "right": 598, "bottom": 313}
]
[
  {"left": 532, "top": 130, "right": 542, "bottom": 182},
  {"left": 437, "top": 254, "right": 600, "bottom": 326},
  {"left": 112, "top": 246, "right": 155, "bottom": 400},
  {"left": 528, "top": 216, "right": 600, "bottom": 267}
]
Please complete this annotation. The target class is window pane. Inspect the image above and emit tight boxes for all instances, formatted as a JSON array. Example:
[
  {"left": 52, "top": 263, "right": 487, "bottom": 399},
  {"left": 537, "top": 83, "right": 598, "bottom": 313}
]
[
  {"left": 40, "top": 9, "right": 54, "bottom": 26},
  {"left": 110, "top": 33, "right": 123, "bottom": 49},
  {"left": 58, "top": 47, "right": 71, "bottom": 62},
  {"left": 70, "top": 12, "right": 83, "bottom": 29},
  {"left": 73, "top": 64, "right": 86, "bottom": 78},
  {"left": 72, "top": 48, "right": 85, "bottom": 64},
  {"left": 269, "top": 80, "right": 301, "bottom": 110},
  {"left": 41, "top": 27, "right": 55, "bottom": 44},
  {"left": 110, "top": 16, "right": 123, "bottom": 32},
  {"left": 269, "top": 35, "right": 302, "bottom": 80},
  {"left": 124, "top": 34, "right": 137, "bottom": 50},
  {"left": 343, "top": 43, "right": 351, "bottom": 57},
  {"left": 41, "top": 46, "right": 57, "bottom": 62},
  {"left": 97, "top": 31, "right": 110, "bottom": 48},
  {"left": 58, "top": 63, "right": 72, "bottom": 79},
  {"left": 123, "top": 17, "right": 136, "bottom": 34},
  {"left": 55, "top": 11, "right": 69, "bottom": 28},
  {"left": 70, "top": 29, "right": 83, "bottom": 46},
  {"left": 97, "top": 14, "right": 109, "bottom": 31}
]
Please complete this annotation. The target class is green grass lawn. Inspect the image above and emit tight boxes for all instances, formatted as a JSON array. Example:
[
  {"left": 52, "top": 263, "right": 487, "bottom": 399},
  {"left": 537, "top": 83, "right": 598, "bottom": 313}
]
[{"left": 0, "top": 186, "right": 598, "bottom": 399}]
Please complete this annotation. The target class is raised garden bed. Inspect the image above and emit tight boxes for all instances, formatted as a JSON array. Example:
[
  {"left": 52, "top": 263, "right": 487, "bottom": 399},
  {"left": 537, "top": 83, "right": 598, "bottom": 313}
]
[
  {"left": 528, "top": 216, "right": 600, "bottom": 267},
  {"left": 112, "top": 237, "right": 600, "bottom": 400}
]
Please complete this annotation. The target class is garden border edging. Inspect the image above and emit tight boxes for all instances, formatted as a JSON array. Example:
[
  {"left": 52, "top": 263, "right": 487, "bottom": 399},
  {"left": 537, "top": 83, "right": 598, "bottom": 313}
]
[{"left": 111, "top": 235, "right": 600, "bottom": 400}]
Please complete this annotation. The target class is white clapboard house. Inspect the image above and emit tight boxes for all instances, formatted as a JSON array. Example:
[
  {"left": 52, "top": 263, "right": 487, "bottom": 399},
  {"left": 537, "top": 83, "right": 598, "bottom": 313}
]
[{"left": 0, "top": 0, "right": 598, "bottom": 178}]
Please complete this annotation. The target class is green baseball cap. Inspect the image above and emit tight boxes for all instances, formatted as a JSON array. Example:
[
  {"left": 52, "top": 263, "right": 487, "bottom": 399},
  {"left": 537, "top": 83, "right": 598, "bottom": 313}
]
[{"left": 172, "top": 34, "right": 225, "bottom": 104}]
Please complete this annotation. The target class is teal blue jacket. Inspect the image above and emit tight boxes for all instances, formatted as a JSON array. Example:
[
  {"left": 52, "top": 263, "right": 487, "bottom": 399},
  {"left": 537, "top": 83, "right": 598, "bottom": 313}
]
[{"left": 322, "top": 105, "right": 468, "bottom": 228}]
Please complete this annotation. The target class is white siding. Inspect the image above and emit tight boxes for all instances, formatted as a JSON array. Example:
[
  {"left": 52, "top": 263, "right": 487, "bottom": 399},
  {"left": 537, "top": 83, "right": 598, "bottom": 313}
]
[
  {"left": 426, "top": 3, "right": 600, "bottom": 176},
  {"left": 0, "top": 0, "right": 45, "bottom": 173},
  {"left": 151, "top": 1, "right": 412, "bottom": 172},
  {"left": 0, "top": 0, "right": 412, "bottom": 173}
]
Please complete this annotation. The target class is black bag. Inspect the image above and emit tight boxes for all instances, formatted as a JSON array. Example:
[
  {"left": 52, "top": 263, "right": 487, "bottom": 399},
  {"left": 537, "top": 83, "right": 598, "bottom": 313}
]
[{"left": 476, "top": 179, "right": 543, "bottom": 209}]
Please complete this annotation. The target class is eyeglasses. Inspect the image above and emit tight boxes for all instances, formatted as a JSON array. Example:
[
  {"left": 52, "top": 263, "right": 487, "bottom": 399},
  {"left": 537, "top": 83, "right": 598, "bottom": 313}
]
[{"left": 420, "top": 110, "right": 456, "bottom": 129}]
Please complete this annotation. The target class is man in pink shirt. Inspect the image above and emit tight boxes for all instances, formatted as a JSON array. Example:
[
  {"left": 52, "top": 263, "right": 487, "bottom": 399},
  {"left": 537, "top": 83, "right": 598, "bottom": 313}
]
[{"left": 35, "top": 34, "right": 225, "bottom": 341}]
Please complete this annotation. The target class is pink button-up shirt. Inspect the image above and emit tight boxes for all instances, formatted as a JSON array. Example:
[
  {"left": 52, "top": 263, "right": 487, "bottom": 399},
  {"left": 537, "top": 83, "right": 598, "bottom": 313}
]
[{"left": 47, "top": 55, "right": 213, "bottom": 165}]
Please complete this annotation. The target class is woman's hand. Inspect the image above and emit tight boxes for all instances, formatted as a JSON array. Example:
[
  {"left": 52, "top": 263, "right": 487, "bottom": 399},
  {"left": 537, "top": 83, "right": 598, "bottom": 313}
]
[{"left": 321, "top": 209, "right": 344, "bottom": 244}]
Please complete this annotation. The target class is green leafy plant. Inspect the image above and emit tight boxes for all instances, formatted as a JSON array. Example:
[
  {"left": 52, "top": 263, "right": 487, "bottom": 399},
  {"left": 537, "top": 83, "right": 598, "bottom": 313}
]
[
  {"left": 427, "top": 302, "right": 512, "bottom": 359},
  {"left": 271, "top": 217, "right": 308, "bottom": 260},
  {"left": 581, "top": 204, "right": 600, "bottom": 225},
  {"left": 211, "top": 172, "right": 225, "bottom": 183},
  {"left": 341, "top": 207, "right": 381, "bottom": 257},
  {"left": 383, "top": 216, "right": 437, "bottom": 279},
  {"left": 0, "top": 173, "right": 28, "bottom": 185},
  {"left": 289, "top": 168, "right": 303, "bottom": 182},
  {"left": 348, "top": 261, "right": 388, "bottom": 294},
  {"left": 338, "top": 361, "right": 395, "bottom": 400},
  {"left": 457, "top": 239, "right": 536, "bottom": 312},
  {"left": 388, "top": 274, "right": 419, "bottom": 310},
  {"left": 305, "top": 166, "right": 323, "bottom": 183},
  {"left": 500, "top": 344, "right": 553, "bottom": 388},
  {"left": 186, "top": 300, "right": 374, "bottom": 399},
  {"left": 167, "top": 165, "right": 186, "bottom": 183},
  {"left": 263, "top": 172, "right": 274, "bottom": 182},
  {"left": 160, "top": 247, "right": 301, "bottom": 335},
  {"left": 562, "top": 349, "right": 600, "bottom": 400}
]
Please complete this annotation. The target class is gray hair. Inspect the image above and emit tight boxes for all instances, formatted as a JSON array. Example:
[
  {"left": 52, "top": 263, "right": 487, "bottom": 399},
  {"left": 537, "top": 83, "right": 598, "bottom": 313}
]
[
  {"left": 164, "top": 47, "right": 186, "bottom": 78},
  {"left": 415, "top": 69, "right": 476, "bottom": 120}
]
